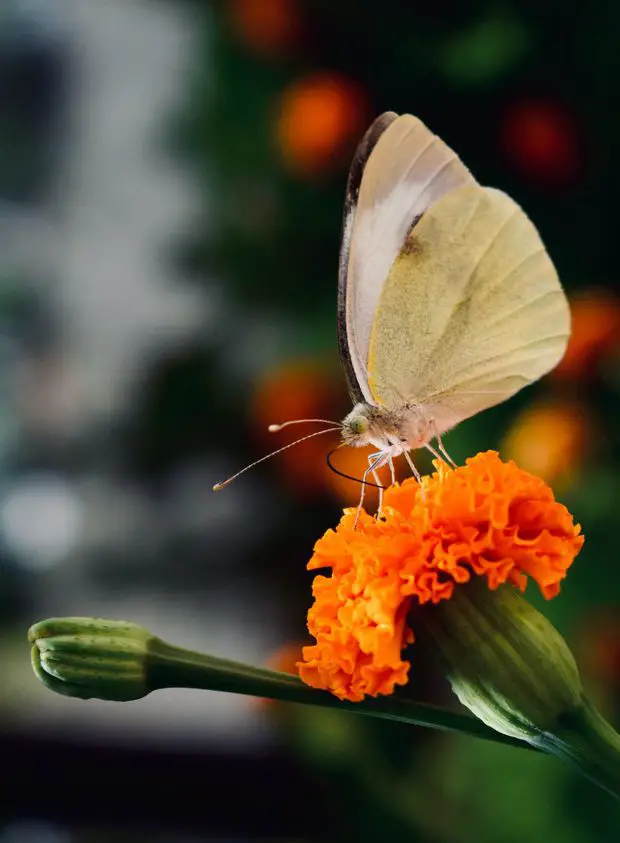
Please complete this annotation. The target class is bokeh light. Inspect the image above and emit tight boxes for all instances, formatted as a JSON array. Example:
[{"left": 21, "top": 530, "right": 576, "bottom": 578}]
[
  {"left": 229, "top": 0, "right": 303, "bottom": 57},
  {"left": 276, "top": 72, "right": 368, "bottom": 176},
  {"left": 499, "top": 98, "right": 583, "bottom": 187},
  {"left": 0, "top": 475, "right": 83, "bottom": 570},
  {"left": 501, "top": 399, "right": 591, "bottom": 489},
  {"left": 553, "top": 290, "right": 620, "bottom": 381}
]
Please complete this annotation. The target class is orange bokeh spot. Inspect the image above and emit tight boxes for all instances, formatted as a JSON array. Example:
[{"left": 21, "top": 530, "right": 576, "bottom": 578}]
[
  {"left": 576, "top": 612, "right": 620, "bottom": 707},
  {"left": 254, "top": 642, "right": 304, "bottom": 711},
  {"left": 268, "top": 642, "right": 304, "bottom": 675},
  {"left": 229, "top": 0, "right": 302, "bottom": 56},
  {"left": 251, "top": 360, "right": 345, "bottom": 497},
  {"left": 277, "top": 73, "right": 367, "bottom": 176},
  {"left": 500, "top": 99, "right": 581, "bottom": 187},
  {"left": 553, "top": 291, "right": 620, "bottom": 380},
  {"left": 322, "top": 444, "right": 380, "bottom": 509},
  {"left": 501, "top": 400, "right": 590, "bottom": 488},
  {"left": 251, "top": 359, "right": 406, "bottom": 504}
]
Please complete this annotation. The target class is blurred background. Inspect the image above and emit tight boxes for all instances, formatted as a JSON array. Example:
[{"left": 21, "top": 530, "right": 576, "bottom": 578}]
[{"left": 1, "top": 0, "right": 620, "bottom": 841}]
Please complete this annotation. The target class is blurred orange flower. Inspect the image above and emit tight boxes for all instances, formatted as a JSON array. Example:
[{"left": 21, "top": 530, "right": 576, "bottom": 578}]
[
  {"left": 501, "top": 400, "right": 590, "bottom": 488},
  {"left": 576, "top": 614, "right": 620, "bottom": 714},
  {"left": 268, "top": 641, "right": 304, "bottom": 675},
  {"left": 580, "top": 616, "right": 620, "bottom": 678},
  {"left": 276, "top": 73, "right": 367, "bottom": 175},
  {"left": 252, "top": 360, "right": 342, "bottom": 496},
  {"left": 229, "top": 0, "right": 302, "bottom": 56},
  {"left": 298, "top": 451, "right": 584, "bottom": 702},
  {"left": 252, "top": 359, "right": 396, "bottom": 504},
  {"left": 254, "top": 642, "right": 303, "bottom": 710},
  {"left": 499, "top": 99, "right": 581, "bottom": 187},
  {"left": 553, "top": 291, "right": 620, "bottom": 380}
]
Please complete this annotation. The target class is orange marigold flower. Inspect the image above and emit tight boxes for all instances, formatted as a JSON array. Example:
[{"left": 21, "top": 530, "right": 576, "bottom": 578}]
[{"left": 298, "top": 451, "right": 584, "bottom": 703}]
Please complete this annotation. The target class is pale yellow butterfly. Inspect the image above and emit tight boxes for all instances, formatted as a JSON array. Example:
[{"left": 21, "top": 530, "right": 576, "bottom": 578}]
[
  {"left": 337, "top": 111, "right": 570, "bottom": 495},
  {"left": 214, "top": 112, "right": 570, "bottom": 501}
]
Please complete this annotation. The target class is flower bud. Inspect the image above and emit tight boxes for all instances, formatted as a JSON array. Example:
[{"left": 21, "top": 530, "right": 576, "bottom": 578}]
[
  {"left": 418, "top": 581, "right": 583, "bottom": 743},
  {"left": 29, "top": 617, "right": 153, "bottom": 701}
]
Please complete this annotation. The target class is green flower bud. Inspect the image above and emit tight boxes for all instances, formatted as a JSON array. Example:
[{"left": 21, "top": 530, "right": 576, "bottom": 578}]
[
  {"left": 418, "top": 580, "right": 583, "bottom": 742},
  {"left": 29, "top": 617, "right": 154, "bottom": 701}
]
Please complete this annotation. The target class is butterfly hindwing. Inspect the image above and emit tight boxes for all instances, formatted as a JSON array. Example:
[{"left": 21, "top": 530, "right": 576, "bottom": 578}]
[{"left": 366, "top": 184, "right": 570, "bottom": 433}]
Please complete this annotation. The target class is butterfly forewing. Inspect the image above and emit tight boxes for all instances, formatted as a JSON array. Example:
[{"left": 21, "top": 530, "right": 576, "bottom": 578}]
[{"left": 339, "top": 113, "right": 475, "bottom": 403}]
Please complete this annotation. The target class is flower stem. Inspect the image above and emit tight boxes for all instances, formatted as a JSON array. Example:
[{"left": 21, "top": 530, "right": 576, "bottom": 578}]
[
  {"left": 147, "top": 637, "right": 532, "bottom": 750},
  {"left": 536, "top": 697, "right": 620, "bottom": 801}
]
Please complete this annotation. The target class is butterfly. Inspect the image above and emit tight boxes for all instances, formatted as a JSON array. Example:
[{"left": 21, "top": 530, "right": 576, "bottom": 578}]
[{"left": 215, "top": 112, "right": 570, "bottom": 503}]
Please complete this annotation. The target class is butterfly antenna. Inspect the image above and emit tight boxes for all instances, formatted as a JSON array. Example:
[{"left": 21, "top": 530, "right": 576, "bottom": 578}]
[
  {"left": 268, "top": 418, "right": 338, "bottom": 432},
  {"left": 213, "top": 427, "right": 341, "bottom": 491}
]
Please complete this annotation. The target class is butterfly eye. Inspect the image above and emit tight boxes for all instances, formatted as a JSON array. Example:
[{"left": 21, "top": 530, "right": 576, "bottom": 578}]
[{"left": 348, "top": 417, "right": 368, "bottom": 435}]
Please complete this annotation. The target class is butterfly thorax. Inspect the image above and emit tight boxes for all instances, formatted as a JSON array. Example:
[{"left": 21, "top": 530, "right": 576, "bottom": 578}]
[{"left": 341, "top": 402, "right": 434, "bottom": 454}]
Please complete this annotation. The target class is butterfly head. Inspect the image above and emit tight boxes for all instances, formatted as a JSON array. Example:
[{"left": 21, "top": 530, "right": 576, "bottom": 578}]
[{"left": 341, "top": 403, "right": 381, "bottom": 448}]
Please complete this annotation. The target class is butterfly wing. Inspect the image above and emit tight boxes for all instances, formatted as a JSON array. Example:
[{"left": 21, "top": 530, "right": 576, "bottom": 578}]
[
  {"left": 338, "top": 112, "right": 475, "bottom": 403},
  {"left": 338, "top": 112, "right": 398, "bottom": 402},
  {"left": 366, "top": 184, "right": 570, "bottom": 433}
]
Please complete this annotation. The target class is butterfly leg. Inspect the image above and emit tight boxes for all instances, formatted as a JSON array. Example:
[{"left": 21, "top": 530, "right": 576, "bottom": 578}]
[
  {"left": 402, "top": 449, "right": 422, "bottom": 483},
  {"left": 425, "top": 442, "right": 443, "bottom": 463},
  {"left": 372, "top": 467, "right": 384, "bottom": 519},
  {"left": 402, "top": 449, "right": 426, "bottom": 500},
  {"left": 370, "top": 455, "right": 391, "bottom": 520},
  {"left": 435, "top": 432, "right": 458, "bottom": 467},
  {"left": 354, "top": 451, "right": 387, "bottom": 530},
  {"left": 372, "top": 454, "right": 396, "bottom": 520}
]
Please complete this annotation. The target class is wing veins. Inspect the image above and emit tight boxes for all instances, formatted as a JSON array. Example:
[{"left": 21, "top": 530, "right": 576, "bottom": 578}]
[
  {"left": 476, "top": 247, "right": 547, "bottom": 308},
  {"left": 420, "top": 334, "right": 568, "bottom": 400},
  {"left": 482, "top": 288, "right": 560, "bottom": 332},
  {"left": 408, "top": 192, "right": 508, "bottom": 384}
]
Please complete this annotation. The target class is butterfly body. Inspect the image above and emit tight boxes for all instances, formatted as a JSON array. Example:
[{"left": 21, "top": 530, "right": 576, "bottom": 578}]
[{"left": 341, "top": 402, "right": 435, "bottom": 454}]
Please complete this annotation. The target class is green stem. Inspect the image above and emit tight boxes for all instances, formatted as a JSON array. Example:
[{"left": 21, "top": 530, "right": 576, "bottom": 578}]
[
  {"left": 30, "top": 617, "right": 620, "bottom": 800},
  {"left": 147, "top": 637, "right": 533, "bottom": 751},
  {"left": 536, "top": 697, "right": 620, "bottom": 801}
]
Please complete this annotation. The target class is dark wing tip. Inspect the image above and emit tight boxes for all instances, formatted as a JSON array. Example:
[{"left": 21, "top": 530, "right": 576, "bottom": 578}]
[{"left": 345, "top": 112, "right": 400, "bottom": 205}]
